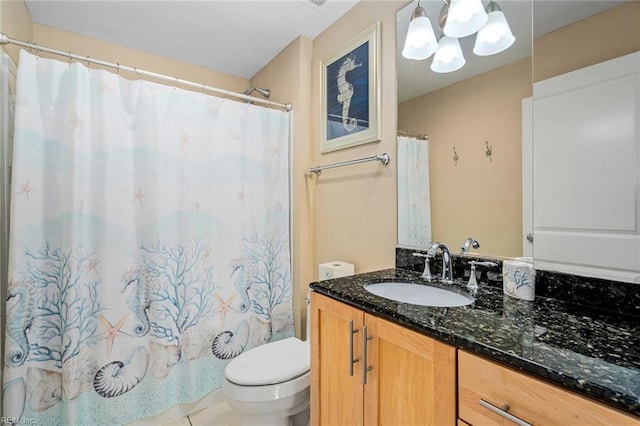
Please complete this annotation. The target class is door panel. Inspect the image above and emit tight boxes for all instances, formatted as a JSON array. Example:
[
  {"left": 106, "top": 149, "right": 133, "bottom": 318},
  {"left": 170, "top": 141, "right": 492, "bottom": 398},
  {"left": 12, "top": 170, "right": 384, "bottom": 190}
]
[
  {"left": 533, "top": 51, "right": 640, "bottom": 283},
  {"left": 364, "top": 314, "right": 456, "bottom": 426},
  {"left": 311, "top": 292, "right": 364, "bottom": 426}
]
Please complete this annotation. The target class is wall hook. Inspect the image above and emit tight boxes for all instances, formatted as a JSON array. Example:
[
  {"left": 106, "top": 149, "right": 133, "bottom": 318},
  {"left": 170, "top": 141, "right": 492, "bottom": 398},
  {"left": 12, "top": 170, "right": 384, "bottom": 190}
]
[
  {"left": 485, "top": 140, "right": 493, "bottom": 162},
  {"left": 452, "top": 147, "right": 459, "bottom": 166}
]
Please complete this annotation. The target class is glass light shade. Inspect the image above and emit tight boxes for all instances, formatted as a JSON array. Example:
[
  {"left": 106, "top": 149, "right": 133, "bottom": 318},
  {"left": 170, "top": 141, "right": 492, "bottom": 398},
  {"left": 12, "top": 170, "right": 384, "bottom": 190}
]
[
  {"left": 430, "top": 36, "right": 466, "bottom": 73},
  {"left": 473, "top": 11, "right": 515, "bottom": 56},
  {"left": 444, "top": 0, "right": 488, "bottom": 38},
  {"left": 402, "top": 15, "right": 439, "bottom": 60}
]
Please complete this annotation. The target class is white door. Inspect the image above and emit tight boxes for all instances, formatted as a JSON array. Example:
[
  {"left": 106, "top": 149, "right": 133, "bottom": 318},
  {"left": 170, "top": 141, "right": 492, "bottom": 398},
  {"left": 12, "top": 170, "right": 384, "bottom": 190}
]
[
  {"left": 532, "top": 51, "right": 640, "bottom": 283},
  {"left": 522, "top": 97, "right": 533, "bottom": 259}
]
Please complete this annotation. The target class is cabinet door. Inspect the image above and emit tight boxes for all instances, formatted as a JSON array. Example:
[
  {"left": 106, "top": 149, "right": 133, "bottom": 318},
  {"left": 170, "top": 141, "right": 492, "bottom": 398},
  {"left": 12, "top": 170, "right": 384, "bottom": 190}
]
[
  {"left": 459, "top": 350, "right": 640, "bottom": 426},
  {"left": 364, "top": 314, "right": 456, "bottom": 426},
  {"left": 310, "top": 292, "right": 364, "bottom": 426}
]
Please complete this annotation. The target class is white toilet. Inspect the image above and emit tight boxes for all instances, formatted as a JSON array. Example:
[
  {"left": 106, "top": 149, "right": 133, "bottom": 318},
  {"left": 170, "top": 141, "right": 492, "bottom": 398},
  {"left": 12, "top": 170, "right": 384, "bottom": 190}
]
[{"left": 222, "top": 300, "right": 311, "bottom": 426}]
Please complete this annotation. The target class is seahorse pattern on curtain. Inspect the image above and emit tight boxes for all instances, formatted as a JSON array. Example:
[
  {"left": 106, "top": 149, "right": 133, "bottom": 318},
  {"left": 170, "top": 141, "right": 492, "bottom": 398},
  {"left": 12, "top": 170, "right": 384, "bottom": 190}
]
[
  {"left": 397, "top": 136, "right": 432, "bottom": 247},
  {"left": 3, "top": 50, "right": 293, "bottom": 425}
]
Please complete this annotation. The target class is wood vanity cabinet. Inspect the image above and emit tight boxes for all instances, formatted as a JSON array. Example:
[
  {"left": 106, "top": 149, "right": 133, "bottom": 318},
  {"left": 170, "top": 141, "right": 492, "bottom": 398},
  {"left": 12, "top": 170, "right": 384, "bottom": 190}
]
[
  {"left": 310, "top": 292, "right": 456, "bottom": 426},
  {"left": 458, "top": 350, "right": 640, "bottom": 426}
]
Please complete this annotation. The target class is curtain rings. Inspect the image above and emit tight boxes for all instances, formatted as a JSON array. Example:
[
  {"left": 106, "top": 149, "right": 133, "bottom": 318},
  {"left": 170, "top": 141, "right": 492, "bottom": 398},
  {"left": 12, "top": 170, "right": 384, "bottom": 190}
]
[{"left": 27, "top": 41, "right": 40, "bottom": 59}]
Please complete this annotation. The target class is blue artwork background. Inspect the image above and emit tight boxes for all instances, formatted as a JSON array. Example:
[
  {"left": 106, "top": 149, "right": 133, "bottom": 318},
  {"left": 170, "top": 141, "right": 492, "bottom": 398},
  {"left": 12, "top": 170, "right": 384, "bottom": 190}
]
[{"left": 326, "top": 41, "right": 369, "bottom": 141}]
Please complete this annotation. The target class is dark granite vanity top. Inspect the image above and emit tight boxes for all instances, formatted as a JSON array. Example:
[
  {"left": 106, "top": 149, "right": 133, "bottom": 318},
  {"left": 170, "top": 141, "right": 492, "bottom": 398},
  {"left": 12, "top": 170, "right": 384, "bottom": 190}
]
[{"left": 309, "top": 267, "right": 640, "bottom": 418}]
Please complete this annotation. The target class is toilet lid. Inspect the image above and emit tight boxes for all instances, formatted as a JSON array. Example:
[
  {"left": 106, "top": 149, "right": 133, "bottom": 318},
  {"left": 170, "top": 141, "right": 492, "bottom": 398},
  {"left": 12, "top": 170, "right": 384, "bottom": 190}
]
[{"left": 225, "top": 337, "right": 310, "bottom": 386}]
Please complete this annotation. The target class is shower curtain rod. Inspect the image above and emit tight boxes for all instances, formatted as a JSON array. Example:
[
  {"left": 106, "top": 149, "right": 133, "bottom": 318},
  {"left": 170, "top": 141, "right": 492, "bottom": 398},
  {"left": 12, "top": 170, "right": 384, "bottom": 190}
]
[
  {"left": 398, "top": 130, "right": 428, "bottom": 140},
  {"left": 0, "top": 33, "right": 292, "bottom": 111}
]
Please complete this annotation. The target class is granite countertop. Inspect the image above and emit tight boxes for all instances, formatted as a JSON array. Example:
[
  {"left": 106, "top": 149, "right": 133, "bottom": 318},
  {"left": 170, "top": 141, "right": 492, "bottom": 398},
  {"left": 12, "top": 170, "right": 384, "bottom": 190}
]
[{"left": 309, "top": 268, "right": 640, "bottom": 417}]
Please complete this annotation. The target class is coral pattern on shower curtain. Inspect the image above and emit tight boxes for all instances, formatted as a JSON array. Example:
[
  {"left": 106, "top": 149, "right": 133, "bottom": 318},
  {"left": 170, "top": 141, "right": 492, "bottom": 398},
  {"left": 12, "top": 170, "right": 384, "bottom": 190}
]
[{"left": 3, "top": 50, "right": 293, "bottom": 425}]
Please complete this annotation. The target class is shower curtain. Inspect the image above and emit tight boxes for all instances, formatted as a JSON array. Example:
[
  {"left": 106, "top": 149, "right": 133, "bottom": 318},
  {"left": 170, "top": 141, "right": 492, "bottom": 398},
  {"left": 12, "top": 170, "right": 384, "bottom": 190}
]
[
  {"left": 397, "top": 135, "right": 431, "bottom": 247},
  {"left": 3, "top": 50, "right": 293, "bottom": 425}
]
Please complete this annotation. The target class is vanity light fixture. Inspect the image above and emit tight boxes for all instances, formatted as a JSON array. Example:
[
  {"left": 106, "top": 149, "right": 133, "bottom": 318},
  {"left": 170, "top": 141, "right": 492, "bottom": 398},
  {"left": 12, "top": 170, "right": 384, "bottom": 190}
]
[
  {"left": 431, "top": 35, "right": 466, "bottom": 73},
  {"left": 402, "top": 0, "right": 439, "bottom": 60},
  {"left": 473, "top": 0, "right": 515, "bottom": 56},
  {"left": 402, "top": 0, "right": 515, "bottom": 74},
  {"left": 443, "top": 0, "right": 488, "bottom": 38}
]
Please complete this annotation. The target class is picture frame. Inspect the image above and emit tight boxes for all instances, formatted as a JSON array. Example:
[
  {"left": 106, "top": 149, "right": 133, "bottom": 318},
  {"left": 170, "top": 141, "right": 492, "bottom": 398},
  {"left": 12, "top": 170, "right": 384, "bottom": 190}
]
[{"left": 320, "top": 22, "right": 381, "bottom": 153}]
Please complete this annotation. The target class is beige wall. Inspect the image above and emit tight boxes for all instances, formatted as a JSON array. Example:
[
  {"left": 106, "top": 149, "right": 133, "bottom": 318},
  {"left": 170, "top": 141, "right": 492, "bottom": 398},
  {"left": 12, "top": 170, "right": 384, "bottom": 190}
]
[
  {"left": 0, "top": 0, "right": 33, "bottom": 62},
  {"left": 534, "top": 2, "right": 640, "bottom": 82},
  {"left": 31, "top": 24, "right": 248, "bottom": 93},
  {"left": 399, "top": 58, "right": 532, "bottom": 258},
  {"left": 250, "top": 36, "right": 314, "bottom": 339},
  {"left": 311, "top": 0, "right": 405, "bottom": 275}
]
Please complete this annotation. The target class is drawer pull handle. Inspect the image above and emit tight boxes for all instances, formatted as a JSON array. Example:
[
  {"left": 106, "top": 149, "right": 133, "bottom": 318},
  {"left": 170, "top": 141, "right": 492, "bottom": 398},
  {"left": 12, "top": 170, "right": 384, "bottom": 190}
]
[
  {"left": 348, "top": 320, "right": 359, "bottom": 376},
  {"left": 479, "top": 399, "right": 532, "bottom": 426},
  {"left": 362, "top": 325, "right": 372, "bottom": 384}
]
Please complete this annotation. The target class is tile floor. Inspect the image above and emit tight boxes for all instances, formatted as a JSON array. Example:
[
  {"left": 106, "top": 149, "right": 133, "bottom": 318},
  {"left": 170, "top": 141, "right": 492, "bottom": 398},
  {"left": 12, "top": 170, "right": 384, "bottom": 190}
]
[
  {"left": 128, "top": 392, "right": 238, "bottom": 426},
  {"left": 163, "top": 400, "right": 237, "bottom": 426}
]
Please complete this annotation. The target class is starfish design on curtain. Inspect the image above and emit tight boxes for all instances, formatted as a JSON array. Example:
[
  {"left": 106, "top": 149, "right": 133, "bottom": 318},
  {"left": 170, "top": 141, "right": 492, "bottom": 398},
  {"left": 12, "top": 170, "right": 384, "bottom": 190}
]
[
  {"left": 70, "top": 110, "right": 83, "bottom": 129},
  {"left": 179, "top": 130, "right": 191, "bottom": 146},
  {"left": 15, "top": 179, "right": 34, "bottom": 200},
  {"left": 85, "top": 258, "right": 100, "bottom": 273},
  {"left": 95, "top": 313, "right": 131, "bottom": 358},
  {"left": 214, "top": 293, "right": 236, "bottom": 328},
  {"left": 132, "top": 187, "right": 145, "bottom": 204},
  {"left": 203, "top": 247, "right": 212, "bottom": 261}
]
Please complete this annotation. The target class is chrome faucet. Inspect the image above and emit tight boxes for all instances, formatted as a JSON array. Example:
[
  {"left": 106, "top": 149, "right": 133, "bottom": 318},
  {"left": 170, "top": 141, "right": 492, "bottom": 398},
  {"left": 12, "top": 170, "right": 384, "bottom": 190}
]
[
  {"left": 412, "top": 252, "right": 433, "bottom": 281},
  {"left": 461, "top": 237, "right": 480, "bottom": 254},
  {"left": 427, "top": 242, "right": 454, "bottom": 284}
]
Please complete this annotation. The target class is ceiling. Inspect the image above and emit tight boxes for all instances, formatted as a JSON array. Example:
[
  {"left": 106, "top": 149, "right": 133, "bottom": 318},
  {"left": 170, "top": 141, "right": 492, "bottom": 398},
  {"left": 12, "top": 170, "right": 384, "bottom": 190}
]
[
  {"left": 24, "top": 0, "right": 360, "bottom": 79},
  {"left": 23, "top": 0, "right": 626, "bottom": 98},
  {"left": 396, "top": 0, "right": 626, "bottom": 102}
]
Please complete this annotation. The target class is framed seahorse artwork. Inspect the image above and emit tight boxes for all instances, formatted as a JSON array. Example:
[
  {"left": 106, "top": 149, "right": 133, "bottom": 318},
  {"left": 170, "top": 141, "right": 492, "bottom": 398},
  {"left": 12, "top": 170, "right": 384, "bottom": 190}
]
[{"left": 320, "top": 22, "right": 381, "bottom": 153}]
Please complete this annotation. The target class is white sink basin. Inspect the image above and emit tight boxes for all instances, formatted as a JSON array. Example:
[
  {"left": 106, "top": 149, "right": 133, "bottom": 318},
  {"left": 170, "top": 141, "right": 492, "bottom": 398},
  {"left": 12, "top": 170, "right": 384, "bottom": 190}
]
[{"left": 364, "top": 282, "right": 474, "bottom": 307}]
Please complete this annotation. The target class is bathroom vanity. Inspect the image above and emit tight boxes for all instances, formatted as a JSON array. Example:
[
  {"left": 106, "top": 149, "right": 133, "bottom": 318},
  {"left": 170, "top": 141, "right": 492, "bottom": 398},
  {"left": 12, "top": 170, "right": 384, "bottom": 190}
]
[
  {"left": 309, "top": 266, "right": 640, "bottom": 426},
  {"left": 310, "top": 291, "right": 455, "bottom": 425}
]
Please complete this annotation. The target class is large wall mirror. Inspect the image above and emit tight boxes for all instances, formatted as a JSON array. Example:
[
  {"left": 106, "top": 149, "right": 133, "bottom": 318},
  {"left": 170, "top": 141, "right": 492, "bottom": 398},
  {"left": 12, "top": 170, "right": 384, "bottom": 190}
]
[{"left": 396, "top": 1, "right": 639, "bottom": 271}]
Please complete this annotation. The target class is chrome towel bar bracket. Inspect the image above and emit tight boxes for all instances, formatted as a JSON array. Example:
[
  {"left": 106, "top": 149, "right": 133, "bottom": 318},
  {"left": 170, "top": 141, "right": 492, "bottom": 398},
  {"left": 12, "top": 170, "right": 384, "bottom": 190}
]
[{"left": 309, "top": 153, "right": 390, "bottom": 175}]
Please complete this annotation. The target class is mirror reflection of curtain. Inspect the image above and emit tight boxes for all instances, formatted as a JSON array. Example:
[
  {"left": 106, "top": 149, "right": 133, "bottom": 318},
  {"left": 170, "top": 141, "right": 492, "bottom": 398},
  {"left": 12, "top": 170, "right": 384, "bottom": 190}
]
[
  {"left": 397, "top": 135, "right": 431, "bottom": 247},
  {"left": 3, "top": 50, "right": 293, "bottom": 424}
]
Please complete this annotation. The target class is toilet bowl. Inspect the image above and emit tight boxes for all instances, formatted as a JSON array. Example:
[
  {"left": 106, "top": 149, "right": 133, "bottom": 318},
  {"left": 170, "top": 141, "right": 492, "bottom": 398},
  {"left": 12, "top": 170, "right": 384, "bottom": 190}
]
[{"left": 222, "top": 336, "right": 310, "bottom": 426}]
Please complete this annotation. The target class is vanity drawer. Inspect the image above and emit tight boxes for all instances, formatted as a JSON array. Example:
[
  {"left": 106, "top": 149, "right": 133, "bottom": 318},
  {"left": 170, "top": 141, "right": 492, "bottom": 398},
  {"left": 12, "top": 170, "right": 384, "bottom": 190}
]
[{"left": 458, "top": 350, "right": 640, "bottom": 426}]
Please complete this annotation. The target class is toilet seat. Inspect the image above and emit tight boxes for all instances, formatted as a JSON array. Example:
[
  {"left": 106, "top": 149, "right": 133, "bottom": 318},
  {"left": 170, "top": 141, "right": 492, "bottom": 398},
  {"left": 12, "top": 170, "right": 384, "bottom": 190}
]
[
  {"left": 225, "top": 337, "right": 310, "bottom": 386},
  {"left": 223, "top": 371, "right": 310, "bottom": 403}
]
